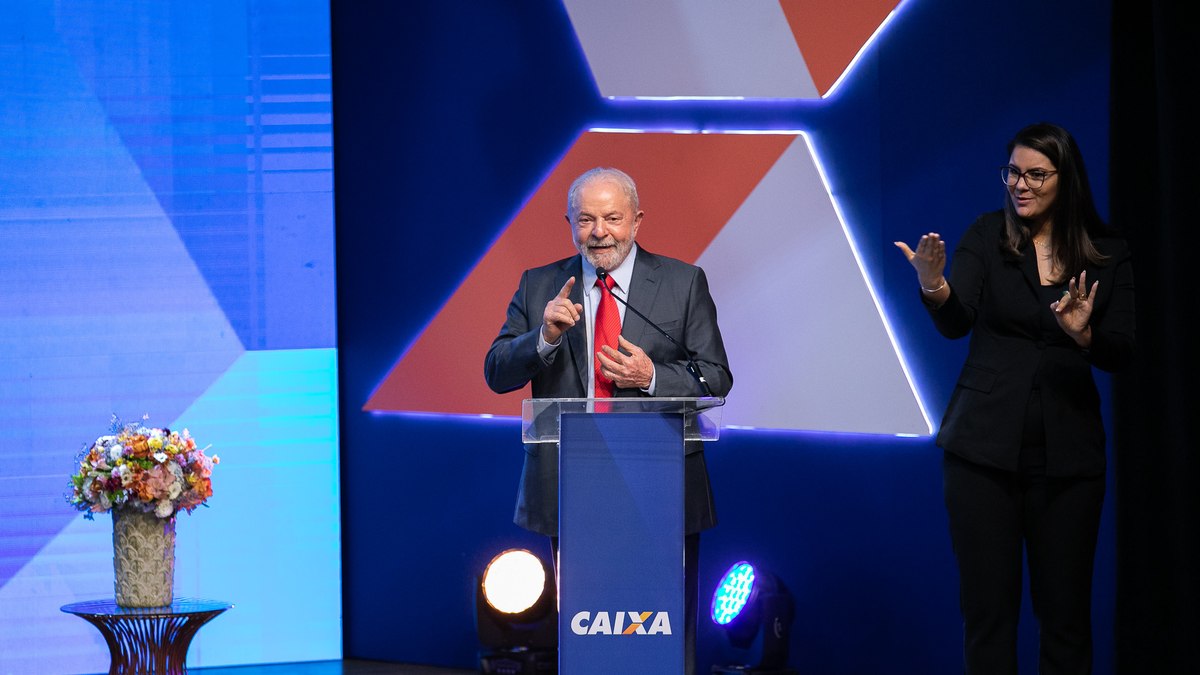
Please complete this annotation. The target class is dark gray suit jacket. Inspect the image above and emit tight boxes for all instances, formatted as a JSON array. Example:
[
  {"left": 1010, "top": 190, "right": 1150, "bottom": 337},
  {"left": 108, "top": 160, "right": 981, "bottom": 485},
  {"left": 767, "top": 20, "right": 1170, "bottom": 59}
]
[{"left": 484, "top": 246, "right": 733, "bottom": 535}]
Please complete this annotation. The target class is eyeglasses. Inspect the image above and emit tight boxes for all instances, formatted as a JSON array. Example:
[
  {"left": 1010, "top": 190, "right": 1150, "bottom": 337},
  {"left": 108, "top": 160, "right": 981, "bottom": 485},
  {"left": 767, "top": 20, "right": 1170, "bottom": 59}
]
[{"left": 1001, "top": 166, "right": 1057, "bottom": 189}]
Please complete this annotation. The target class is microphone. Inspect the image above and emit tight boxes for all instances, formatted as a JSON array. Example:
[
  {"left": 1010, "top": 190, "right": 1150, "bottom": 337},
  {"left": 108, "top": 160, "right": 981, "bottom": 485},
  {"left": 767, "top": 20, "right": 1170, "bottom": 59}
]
[{"left": 596, "top": 268, "right": 714, "bottom": 397}]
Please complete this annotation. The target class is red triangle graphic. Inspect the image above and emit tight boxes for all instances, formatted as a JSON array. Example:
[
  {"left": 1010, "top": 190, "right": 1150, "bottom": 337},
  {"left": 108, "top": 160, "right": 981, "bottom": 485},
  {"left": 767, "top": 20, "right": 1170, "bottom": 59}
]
[
  {"left": 780, "top": 0, "right": 900, "bottom": 95},
  {"left": 364, "top": 131, "right": 793, "bottom": 416}
]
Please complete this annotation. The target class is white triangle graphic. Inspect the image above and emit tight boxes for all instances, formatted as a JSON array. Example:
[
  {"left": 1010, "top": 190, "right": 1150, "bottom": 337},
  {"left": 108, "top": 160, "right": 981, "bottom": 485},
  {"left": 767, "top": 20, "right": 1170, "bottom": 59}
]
[{"left": 698, "top": 135, "right": 932, "bottom": 435}]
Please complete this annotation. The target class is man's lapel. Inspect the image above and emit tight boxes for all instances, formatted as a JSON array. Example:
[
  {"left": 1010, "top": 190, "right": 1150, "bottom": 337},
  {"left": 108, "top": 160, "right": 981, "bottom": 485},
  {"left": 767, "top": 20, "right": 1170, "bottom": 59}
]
[
  {"left": 560, "top": 256, "right": 589, "bottom": 392},
  {"left": 624, "top": 247, "right": 663, "bottom": 349}
]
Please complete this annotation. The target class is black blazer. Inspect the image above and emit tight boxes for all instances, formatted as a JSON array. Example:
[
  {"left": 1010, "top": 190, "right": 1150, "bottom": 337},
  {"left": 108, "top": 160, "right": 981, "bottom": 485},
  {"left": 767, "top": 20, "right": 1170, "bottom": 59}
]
[
  {"left": 485, "top": 246, "right": 733, "bottom": 535},
  {"left": 927, "top": 211, "right": 1135, "bottom": 476}
]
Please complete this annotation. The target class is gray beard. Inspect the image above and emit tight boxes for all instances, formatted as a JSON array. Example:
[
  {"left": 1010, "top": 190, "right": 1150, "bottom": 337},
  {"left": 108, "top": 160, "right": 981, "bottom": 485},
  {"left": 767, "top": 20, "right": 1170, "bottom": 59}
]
[{"left": 582, "top": 243, "right": 631, "bottom": 271}]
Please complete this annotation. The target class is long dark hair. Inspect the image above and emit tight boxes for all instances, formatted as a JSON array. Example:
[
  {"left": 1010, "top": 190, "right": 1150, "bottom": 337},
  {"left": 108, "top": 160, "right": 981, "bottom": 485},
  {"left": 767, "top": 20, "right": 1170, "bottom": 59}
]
[{"left": 1001, "top": 122, "right": 1108, "bottom": 281}]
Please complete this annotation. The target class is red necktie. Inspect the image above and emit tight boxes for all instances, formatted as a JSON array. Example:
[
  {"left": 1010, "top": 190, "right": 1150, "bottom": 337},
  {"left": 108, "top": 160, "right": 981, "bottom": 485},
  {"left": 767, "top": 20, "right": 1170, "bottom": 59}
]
[{"left": 593, "top": 275, "right": 620, "bottom": 398}]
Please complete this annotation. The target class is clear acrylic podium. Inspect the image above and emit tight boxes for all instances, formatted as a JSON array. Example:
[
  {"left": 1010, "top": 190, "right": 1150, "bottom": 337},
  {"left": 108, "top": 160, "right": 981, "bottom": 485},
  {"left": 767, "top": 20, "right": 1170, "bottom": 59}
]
[{"left": 522, "top": 397, "right": 724, "bottom": 675}]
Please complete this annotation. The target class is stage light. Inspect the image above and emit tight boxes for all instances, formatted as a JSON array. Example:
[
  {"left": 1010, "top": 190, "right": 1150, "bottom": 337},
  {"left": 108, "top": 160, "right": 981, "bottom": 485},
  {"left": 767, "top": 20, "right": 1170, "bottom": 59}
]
[
  {"left": 711, "top": 560, "right": 798, "bottom": 675},
  {"left": 476, "top": 548, "right": 557, "bottom": 674}
]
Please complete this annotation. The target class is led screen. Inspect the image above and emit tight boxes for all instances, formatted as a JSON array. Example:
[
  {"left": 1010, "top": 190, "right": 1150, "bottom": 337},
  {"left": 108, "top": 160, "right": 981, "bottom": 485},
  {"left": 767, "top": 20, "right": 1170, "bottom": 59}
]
[{"left": 0, "top": 1, "right": 339, "bottom": 672}]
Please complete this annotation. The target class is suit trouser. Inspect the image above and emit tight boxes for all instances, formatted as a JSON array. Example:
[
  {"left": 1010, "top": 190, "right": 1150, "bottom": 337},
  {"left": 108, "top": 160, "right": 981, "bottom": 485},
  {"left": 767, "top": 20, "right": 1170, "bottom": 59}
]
[
  {"left": 551, "top": 532, "right": 700, "bottom": 675},
  {"left": 943, "top": 392, "right": 1106, "bottom": 675}
]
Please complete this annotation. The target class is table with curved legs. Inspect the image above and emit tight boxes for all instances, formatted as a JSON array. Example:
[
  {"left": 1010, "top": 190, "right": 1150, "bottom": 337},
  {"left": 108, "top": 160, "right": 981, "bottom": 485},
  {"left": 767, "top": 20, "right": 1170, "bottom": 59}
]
[{"left": 61, "top": 598, "right": 232, "bottom": 675}]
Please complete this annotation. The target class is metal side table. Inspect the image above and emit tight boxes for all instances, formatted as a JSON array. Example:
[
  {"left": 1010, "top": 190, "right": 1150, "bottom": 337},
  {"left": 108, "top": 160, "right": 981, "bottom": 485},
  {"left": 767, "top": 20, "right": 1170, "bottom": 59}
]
[{"left": 61, "top": 598, "right": 232, "bottom": 675}]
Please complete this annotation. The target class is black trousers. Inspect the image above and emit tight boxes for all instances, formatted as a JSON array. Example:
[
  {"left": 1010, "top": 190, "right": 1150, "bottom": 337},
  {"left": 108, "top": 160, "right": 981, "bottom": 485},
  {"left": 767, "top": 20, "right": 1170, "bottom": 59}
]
[
  {"left": 551, "top": 532, "right": 700, "bottom": 675},
  {"left": 943, "top": 393, "right": 1106, "bottom": 674}
]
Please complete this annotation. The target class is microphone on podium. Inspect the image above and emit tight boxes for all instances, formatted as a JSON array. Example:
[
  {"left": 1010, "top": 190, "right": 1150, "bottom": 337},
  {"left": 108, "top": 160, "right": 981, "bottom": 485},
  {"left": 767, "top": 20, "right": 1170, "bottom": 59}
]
[{"left": 596, "top": 268, "right": 714, "bottom": 397}]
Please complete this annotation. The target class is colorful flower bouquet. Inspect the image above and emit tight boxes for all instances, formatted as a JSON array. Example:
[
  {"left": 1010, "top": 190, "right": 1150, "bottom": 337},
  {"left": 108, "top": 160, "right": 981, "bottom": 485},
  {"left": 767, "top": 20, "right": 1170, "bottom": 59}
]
[{"left": 69, "top": 415, "right": 220, "bottom": 520}]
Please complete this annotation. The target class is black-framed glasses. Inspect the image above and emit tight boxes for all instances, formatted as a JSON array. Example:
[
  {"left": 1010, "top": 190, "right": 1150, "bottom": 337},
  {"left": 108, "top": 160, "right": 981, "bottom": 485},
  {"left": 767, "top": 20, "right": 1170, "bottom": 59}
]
[{"left": 1001, "top": 166, "right": 1057, "bottom": 189}]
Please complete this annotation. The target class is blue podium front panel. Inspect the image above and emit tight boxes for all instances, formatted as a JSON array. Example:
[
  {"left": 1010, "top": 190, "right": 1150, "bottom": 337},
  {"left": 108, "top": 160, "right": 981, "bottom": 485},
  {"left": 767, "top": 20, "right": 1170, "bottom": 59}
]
[{"left": 559, "top": 411, "right": 684, "bottom": 674}]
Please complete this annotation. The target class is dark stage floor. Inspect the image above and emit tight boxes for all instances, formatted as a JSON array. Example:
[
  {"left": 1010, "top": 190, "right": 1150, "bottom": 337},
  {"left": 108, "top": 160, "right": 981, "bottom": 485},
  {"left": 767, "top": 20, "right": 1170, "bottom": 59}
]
[{"left": 187, "top": 660, "right": 477, "bottom": 675}]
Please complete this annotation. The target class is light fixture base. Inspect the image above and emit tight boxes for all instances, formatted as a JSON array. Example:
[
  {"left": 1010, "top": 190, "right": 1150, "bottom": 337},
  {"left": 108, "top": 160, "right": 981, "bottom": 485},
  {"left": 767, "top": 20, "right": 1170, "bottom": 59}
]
[
  {"left": 712, "top": 666, "right": 799, "bottom": 675},
  {"left": 480, "top": 647, "right": 557, "bottom": 675}
]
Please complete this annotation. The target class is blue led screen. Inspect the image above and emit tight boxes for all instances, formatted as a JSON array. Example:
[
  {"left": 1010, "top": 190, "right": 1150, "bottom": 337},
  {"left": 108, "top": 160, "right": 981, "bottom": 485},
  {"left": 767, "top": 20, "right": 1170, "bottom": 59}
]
[{"left": 0, "top": 1, "right": 339, "bottom": 672}]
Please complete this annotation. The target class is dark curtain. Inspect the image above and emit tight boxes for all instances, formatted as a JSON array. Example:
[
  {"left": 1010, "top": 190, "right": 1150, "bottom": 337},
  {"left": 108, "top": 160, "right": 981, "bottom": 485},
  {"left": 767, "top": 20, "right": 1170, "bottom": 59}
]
[{"left": 1111, "top": 1, "right": 1200, "bottom": 672}]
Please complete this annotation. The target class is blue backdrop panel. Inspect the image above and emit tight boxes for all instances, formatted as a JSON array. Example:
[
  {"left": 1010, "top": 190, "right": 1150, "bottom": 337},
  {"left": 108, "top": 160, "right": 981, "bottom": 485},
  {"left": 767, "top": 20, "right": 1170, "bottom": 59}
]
[
  {"left": 333, "top": 0, "right": 1114, "bottom": 672},
  {"left": 559, "top": 412, "right": 684, "bottom": 673}
]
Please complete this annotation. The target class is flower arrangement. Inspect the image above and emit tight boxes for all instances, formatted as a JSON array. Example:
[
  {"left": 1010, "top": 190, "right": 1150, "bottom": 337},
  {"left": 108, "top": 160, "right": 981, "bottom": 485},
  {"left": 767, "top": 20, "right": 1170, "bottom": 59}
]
[{"left": 69, "top": 415, "right": 220, "bottom": 520}]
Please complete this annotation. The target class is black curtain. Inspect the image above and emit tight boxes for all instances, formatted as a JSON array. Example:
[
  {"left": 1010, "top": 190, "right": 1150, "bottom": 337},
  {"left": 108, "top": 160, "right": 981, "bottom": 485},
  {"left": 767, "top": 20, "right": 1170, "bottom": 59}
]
[{"left": 1111, "top": 1, "right": 1200, "bottom": 671}]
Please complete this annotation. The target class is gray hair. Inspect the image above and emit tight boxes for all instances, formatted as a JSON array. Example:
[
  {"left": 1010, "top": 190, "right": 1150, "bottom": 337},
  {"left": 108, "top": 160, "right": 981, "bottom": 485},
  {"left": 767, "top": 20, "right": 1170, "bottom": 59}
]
[{"left": 566, "top": 167, "right": 639, "bottom": 220}]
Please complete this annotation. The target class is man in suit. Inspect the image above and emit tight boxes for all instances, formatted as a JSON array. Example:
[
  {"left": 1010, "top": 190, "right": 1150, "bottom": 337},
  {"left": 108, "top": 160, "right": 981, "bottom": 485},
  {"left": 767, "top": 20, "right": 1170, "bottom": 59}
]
[{"left": 484, "top": 166, "right": 732, "bottom": 674}]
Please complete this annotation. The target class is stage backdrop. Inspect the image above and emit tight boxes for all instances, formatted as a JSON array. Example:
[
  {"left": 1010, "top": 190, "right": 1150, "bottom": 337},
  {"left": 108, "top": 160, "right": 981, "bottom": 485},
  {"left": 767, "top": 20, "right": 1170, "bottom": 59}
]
[
  {"left": 335, "top": 0, "right": 1114, "bottom": 673},
  {"left": 0, "top": 1, "right": 339, "bottom": 673}
]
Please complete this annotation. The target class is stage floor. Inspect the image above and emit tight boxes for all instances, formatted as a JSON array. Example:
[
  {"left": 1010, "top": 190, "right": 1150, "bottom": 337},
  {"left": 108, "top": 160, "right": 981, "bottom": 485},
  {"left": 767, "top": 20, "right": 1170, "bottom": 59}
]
[{"left": 188, "top": 660, "right": 477, "bottom": 675}]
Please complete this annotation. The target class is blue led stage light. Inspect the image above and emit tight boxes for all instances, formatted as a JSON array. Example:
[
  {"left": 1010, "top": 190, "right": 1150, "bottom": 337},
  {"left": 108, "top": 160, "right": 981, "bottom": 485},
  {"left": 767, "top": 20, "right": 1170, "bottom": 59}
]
[
  {"left": 713, "top": 561, "right": 757, "bottom": 625},
  {"left": 711, "top": 561, "right": 798, "bottom": 675}
]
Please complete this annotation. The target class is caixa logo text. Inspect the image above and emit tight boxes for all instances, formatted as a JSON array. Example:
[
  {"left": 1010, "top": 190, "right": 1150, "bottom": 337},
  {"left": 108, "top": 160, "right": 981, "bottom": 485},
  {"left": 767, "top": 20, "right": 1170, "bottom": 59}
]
[{"left": 569, "top": 611, "right": 672, "bottom": 635}]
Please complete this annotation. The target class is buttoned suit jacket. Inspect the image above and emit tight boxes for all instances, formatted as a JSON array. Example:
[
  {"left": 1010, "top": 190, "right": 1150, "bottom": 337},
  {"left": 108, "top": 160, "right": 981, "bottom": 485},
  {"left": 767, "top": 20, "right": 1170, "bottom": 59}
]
[
  {"left": 484, "top": 246, "right": 733, "bottom": 535},
  {"left": 926, "top": 210, "right": 1135, "bottom": 476}
]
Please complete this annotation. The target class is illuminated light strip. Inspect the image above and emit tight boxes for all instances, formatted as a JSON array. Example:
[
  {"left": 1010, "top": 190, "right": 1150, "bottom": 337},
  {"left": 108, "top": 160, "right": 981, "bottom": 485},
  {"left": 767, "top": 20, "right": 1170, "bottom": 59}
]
[
  {"left": 800, "top": 130, "right": 936, "bottom": 434},
  {"left": 587, "top": 127, "right": 714, "bottom": 135},
  {"left": 822, "top": 0, "right": 912, "bottom": 98},
  {"left": 586, "top": 127, "right": 645, "bottom": 134},
  {"left": 588, "top": 127, "right": 809, "bottom": 136},
  {"left": 724, "top": 425, "right": 934, "bottom": 441},
  {"left": 619, "top": 96, "right": 747, "bottom": 101},
  {"left": 709, "top": 129, "right": 808, "bottom": 135}
]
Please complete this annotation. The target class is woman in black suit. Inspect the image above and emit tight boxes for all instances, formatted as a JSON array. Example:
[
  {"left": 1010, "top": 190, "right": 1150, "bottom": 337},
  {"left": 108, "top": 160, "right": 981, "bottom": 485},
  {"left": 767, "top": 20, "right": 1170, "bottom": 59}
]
[{"left": 895, "top": 122, "right": 1135, "bottom": 674}]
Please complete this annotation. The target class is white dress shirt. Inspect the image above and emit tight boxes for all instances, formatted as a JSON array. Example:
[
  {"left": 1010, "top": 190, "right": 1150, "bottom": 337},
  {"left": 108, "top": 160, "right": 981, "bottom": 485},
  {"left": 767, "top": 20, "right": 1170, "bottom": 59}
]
[{"left": 537, "top": 245, "right": 656, "bottom": 395}]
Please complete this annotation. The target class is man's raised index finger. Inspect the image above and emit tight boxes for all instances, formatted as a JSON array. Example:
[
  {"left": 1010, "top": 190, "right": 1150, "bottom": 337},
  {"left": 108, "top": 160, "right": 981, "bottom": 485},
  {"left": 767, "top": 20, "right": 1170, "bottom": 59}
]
[{"left": 556, "top": 276, "right": 575, "bottom": 299}]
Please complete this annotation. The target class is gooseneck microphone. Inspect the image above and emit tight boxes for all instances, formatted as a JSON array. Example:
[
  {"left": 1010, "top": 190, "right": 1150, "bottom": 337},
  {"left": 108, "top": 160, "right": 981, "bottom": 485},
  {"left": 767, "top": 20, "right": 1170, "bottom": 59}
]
[{"left": 596, "top": 268, "right": 714, "bottom": 397}]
